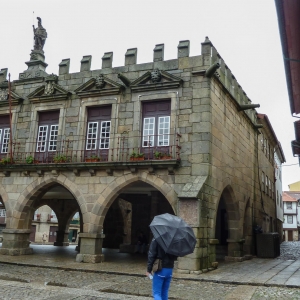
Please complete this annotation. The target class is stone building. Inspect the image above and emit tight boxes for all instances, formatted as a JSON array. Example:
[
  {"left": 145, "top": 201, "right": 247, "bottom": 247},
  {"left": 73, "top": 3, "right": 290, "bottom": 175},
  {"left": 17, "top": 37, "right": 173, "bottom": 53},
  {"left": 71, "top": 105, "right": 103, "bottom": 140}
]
[{"left": 0, "top": 19, "right": 283, "bottom": 272}]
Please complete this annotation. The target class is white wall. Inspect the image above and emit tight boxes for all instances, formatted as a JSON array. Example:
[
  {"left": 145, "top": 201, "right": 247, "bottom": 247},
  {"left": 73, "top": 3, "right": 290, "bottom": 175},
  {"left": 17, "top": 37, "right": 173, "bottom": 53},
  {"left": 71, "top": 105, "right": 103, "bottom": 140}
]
[
  {"left": 283, "top": 201, "right": 298, "bottom": 229},
  {"left": 274, "top": 151, "right": 283, "bottom": 222}
]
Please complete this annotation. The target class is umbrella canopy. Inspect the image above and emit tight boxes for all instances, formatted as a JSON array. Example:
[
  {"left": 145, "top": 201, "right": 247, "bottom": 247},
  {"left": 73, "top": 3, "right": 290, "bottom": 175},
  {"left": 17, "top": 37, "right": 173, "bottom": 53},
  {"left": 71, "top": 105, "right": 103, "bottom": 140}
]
[{"left": 149, "top": 213, "right": 196, "bottom": 257}]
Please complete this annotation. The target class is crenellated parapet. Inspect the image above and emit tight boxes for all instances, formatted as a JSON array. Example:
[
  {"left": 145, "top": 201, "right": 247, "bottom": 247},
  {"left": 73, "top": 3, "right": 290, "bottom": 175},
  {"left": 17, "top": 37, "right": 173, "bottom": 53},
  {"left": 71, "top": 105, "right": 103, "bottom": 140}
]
[{"left": 1, "top": 37, "right": 260, "bottom": 127}]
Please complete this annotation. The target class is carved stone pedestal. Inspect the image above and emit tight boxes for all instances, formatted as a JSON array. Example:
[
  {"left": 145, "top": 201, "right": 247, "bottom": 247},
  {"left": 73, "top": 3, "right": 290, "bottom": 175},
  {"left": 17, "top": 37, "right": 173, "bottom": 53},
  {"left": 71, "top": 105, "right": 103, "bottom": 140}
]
[
  {"left": 0, "top": 229, "right": 33, "bottom": 256},
  {"left": 75, "top": 233, "right": 105, "bottom": 263}
]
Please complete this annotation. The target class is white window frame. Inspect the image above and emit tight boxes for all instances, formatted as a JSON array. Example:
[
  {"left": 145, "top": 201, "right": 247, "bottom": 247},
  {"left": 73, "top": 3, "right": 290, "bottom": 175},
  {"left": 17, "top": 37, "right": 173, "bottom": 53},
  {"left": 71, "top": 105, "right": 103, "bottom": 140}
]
[
  {"left": 1, "top": 128, "right": 10, "bottom": 153},
  {"left": 287, "top": 202, "right": 292, "bottom": 209},
  {"left": 266, "top": 175, "right": 269, "bottom": 195},
  {"left": 99, "top": 121, "right": 111, "bottom": 149},
  {"left": 48, "top": 125, "right": 58, "bottom": 152},
  {"left": 262, "top": 172, "right": 265, "bottom": 192},
  {"left": 0, "top": 209, "right": 6, "bottom": 217},
  {"left": 158, "top": 116, "right": 170, "bottom": 146},
  {"left": 142, "top": 117, "right": 155, "bottom": 147},
  {"left": 86, "top": 122, "right": 98, "bottom": 150},
  {"left": 287, "top": 215, "right": 293, "bottom": 224},
  {"left": 36, "top": 125, "right": 48, "bottom": 152}
]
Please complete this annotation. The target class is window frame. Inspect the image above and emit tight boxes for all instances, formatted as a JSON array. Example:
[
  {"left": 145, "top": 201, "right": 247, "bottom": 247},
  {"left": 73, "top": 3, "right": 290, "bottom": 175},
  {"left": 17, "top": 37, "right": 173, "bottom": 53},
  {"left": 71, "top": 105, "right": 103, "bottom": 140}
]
[{"left": 287, "top": 215, "right": 293, "bottom": 224}]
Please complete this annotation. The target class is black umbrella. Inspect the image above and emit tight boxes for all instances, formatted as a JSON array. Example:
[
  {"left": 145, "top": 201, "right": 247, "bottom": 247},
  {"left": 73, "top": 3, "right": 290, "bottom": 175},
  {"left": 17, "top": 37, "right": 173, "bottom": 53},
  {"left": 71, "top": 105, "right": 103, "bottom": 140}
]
[{"left": 149, "top": 213, "right": 196, "bottom": 257}]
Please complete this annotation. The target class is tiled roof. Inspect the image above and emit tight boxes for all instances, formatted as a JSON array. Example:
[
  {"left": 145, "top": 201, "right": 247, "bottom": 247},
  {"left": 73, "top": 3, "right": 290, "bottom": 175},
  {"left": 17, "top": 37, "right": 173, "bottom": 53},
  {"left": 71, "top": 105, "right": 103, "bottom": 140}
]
[{"left": 283, "top": 191, "right": 299, "bottom": 202}]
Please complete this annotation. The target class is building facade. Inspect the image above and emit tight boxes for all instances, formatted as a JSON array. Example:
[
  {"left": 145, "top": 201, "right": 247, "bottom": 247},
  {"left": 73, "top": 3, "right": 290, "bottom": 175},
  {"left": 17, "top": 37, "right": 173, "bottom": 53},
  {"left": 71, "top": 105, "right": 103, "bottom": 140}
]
[
  {"left": 0, "top": 21, "right": 284, "bottom": 272},
  {"left": 282, "top": 192, "right": 299, "bottom": 241}
]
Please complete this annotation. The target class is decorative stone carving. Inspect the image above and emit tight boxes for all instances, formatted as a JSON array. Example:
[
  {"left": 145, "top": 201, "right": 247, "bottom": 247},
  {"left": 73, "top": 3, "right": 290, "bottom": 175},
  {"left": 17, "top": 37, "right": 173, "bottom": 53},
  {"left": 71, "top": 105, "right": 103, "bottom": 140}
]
[
  {"left": 30, "top": 52, "right": 38, "bottom": 60},
  {"left": 33, "top": 17, "right": 47, "bottom": 51},
  {"left": 95, "top": 74, "right": 105, "bottom": 89},
  {"left": 44, "top": 74, "right": 58, "bottom": 95},
  {"left": 44, "top": 81, "right": 54, "bottom": 95},
  {"left": 0, "top": 89, "right": 8, "bottom": 101},
  {"left": 151, "top": 69, "right": 162, "bottom": 83}
]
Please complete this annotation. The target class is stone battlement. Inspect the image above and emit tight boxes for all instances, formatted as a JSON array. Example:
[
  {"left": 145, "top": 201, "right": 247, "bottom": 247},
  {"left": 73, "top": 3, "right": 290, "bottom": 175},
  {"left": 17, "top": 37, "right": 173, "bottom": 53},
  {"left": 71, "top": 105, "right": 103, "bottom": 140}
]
[{"left": 1, "top": 37, "right": 258, "bottom": 125}]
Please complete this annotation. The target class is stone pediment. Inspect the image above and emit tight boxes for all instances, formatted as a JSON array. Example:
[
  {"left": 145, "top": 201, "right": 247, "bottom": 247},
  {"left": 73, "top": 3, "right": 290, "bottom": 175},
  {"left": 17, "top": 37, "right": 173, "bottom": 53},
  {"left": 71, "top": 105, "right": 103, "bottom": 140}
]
[
  {"left": 130, "top": 69, "right": 182, "bottom": 92},
  {"left": 75, "top": 75, "right": 125, "bottom": 97},
  {"left": 0, "top": 81, "right": 23, "bottom": 107},
  {"left": 27, "top": 74, "right": 71, "bottom": 103}
]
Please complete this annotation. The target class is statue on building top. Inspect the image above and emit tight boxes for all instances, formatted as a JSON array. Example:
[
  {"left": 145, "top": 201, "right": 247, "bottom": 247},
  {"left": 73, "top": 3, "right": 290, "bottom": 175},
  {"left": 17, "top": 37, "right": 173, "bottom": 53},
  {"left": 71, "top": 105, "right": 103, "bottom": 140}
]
[{"left": 33, "top": 17, "right": 47, "bottom": 51}]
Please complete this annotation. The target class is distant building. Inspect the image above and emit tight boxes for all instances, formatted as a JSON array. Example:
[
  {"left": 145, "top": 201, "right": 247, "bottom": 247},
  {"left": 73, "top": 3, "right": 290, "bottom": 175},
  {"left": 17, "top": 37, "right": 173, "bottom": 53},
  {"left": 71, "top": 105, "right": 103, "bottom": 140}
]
[
  {"left": 289, "top": 181, "right": 300, "bottom": 191},
  {"left": 282, "top": 192, "right": 300, "bottom": 241},
  {"left": 31, "top": 206, "right": 79, "bottom": 244}
]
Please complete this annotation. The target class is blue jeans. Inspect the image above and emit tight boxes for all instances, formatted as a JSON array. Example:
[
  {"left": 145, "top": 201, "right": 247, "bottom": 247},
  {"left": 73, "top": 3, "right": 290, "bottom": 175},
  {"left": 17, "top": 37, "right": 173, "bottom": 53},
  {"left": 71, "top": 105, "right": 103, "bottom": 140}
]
[{"left": 152, "top": 268, "right": 173, "bottom": 300}]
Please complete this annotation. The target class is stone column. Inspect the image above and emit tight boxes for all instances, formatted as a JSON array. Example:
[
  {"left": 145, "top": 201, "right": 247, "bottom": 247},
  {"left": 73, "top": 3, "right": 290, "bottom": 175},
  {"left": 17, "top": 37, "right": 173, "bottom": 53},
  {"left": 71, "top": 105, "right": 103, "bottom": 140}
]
[
  {"left": 177, "top": 198, "right": 201, "bottom": 274},
  {"left": 54, "top": 230, "right": 69, "bottom": 246},
  {"left": 0, "top": 229, "right": 33, "bottom": 255},
  {"left": 76, "top": 233, "right": 105, "bottom": 263},
  {"left": 225, "top": 239, "right": 245, "bottom": 262}
]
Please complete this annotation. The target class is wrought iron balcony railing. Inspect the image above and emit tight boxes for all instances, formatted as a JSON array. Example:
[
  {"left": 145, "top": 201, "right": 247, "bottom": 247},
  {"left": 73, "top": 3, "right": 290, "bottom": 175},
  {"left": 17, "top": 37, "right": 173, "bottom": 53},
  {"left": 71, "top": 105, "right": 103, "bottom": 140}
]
[{"left": 0, "top": 133, "right": 181, "bottom": 165}]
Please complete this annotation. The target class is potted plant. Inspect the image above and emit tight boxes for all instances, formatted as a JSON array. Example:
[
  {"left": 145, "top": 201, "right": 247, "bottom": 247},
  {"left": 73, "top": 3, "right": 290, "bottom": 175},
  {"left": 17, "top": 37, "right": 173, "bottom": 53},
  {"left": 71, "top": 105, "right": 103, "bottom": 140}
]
[
  {"left": 0, "top": 157, "right": 11, "bottom": 165},
  {"left": 53, "top": 154, "right": 69, "bottom": 163},
  {"left": 153, "top": 151, "right": 162, "bottom": 159},
  {"left": 161, "top": 151, "right": 172, "bottom": 159},
  {"left": 130, "top": 151, "right": 144, "bottom": 161},
  {"left": 26, "top": 155, "right": 34, "bottom": 164},
  {"left": 86, "top": 155, "right": 101, "bottom": 162}
]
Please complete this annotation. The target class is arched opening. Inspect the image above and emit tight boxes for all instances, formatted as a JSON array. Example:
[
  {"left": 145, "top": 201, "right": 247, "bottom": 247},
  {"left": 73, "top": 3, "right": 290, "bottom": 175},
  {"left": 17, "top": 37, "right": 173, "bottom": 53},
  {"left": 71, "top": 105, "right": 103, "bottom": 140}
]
[
  {"left": 13, "top": 182, "right": 84, "bottom": 257},
  {"left": 215, "top": 195, "right": 228, "bottom": 260},
  {"left": 215, "top": 186, "right": 240, "bottom": 261},
  {"left": 243, "top": 199, "right": 253, "bottom": 255},
  {"left": 102, "top": 181, "right": 174, "bottom": 254}
]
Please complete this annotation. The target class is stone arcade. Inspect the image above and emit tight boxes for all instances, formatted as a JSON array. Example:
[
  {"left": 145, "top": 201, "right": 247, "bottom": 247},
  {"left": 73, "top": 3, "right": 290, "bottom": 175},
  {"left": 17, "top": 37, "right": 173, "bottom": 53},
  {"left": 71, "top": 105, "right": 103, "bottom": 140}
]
[{"left": 0, "top": 18, "right": 282, "bottom": 273}]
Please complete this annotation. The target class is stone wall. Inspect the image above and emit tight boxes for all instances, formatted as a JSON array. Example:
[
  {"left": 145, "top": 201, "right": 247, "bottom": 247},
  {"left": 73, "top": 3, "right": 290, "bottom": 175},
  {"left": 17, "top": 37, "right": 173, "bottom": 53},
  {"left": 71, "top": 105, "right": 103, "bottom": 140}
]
[{"left": 0, "top": 37, "right": 281, "bottom": 271}]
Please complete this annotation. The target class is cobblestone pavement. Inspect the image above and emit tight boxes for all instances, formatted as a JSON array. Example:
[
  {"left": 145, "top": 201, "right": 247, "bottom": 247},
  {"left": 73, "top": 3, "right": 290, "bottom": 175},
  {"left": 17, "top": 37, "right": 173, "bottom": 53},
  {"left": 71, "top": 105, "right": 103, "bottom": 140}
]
[
  {"left": 1, "top": 264, "right": 300, "bottom": 299},
  {"left": 1, "top": 243, "right": 300, "bottom": 298},
  {"left": 278, "top": 241, "right": 300, "bottom": 260}
]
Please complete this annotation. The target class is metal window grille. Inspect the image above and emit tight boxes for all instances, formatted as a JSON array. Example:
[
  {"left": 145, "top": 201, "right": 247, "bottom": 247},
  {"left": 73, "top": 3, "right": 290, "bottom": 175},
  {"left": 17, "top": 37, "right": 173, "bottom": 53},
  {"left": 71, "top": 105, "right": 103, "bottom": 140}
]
[
  {"left": 99, "top": 121, "right": 110, "bottom": 149},
  {"left": 1, "top": 128, "right": 10, "bottom": 153},
  {"left": 86, "top": 122, "right": 98, "bottom": 150},
  {"left": 36, "top": 125, "right": 48, "bottom": 152},
  {"left": 48, "top": 125, "right": 58, "bottom": 151},
  {"left": 158, "top": 116, "right": 170, "bottom": 146},
  {"left": 143, "top": 117, "right": 155, "bottom": 147}
]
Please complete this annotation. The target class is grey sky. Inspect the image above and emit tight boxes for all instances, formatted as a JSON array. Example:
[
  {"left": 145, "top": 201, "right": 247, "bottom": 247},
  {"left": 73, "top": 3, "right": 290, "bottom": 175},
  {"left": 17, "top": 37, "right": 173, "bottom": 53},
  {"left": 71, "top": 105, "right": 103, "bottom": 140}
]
[{"left": 0, "top": 0, "right": 297, "bottom": 190}]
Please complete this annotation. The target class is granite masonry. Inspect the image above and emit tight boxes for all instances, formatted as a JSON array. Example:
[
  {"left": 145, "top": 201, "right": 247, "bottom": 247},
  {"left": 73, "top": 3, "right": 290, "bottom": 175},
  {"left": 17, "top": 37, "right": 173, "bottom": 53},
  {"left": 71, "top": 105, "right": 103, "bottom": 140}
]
[{"left": 0, "top": 21, "right": 283, "bottom": 273}]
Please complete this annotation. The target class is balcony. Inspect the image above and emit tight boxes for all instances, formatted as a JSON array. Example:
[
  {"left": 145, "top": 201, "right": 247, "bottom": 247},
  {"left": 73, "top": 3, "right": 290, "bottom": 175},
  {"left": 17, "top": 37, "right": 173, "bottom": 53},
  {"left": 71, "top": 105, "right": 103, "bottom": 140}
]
[{"left": 0, "top": 133, "right": 181, "bottom": 175}]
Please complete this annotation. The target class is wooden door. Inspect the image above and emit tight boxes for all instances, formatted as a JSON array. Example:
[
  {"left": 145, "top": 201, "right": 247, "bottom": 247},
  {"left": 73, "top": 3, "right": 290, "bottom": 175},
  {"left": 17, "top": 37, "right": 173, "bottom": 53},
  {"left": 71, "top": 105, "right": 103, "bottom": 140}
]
[
  {"left": 30, "top": 225, "right": 36, "bottom": 242},
  {"left": 35, "top": 110, "right": 60, "bottom": 162},
  {"left": 85, "top": 106, "right": 112, "bottom": 161},
  {"left": 142, "top": 100, "right": 171, "bottom": 159},
  {"left": 49, "top": 226, "right": 58, "bottom": 243},
  {"left": 288, "top": 230, "right": 293, "bottom": 241}
]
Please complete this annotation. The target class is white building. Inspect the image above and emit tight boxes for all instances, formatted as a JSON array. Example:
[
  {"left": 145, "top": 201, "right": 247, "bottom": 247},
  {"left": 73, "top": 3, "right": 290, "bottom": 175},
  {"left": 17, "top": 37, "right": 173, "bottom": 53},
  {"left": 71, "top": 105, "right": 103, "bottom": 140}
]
[
  {"left": 274, "top": 144, "right": 285, "bottom": 239},
  {"left": 283, "top": 192, "right": 298, "bottom": 241}
]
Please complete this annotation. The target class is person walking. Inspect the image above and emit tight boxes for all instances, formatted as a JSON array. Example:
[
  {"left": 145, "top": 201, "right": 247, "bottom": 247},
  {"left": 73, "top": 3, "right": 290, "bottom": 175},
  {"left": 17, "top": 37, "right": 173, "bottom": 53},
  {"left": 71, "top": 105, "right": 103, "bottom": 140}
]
[
  {"left": 146, "top": 238, "right": 177, "bottom": 300},
  {"left": 146, "top": 213, "right": 196, "bottom": 300}
]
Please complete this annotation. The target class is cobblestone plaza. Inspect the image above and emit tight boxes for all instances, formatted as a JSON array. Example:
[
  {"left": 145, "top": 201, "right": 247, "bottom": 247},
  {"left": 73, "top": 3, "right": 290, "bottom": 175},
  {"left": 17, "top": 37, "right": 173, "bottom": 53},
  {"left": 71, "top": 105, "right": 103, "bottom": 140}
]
[{"left": 1, "top": 243, "right": 300, "bottom": 299}]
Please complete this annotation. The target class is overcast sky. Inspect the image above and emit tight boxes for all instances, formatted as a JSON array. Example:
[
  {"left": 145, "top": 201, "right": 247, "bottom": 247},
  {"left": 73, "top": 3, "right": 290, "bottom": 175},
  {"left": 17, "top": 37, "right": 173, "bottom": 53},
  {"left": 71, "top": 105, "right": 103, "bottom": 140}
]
[{"left": 0, "top": 0, "right": 298, "bottom": 190}]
